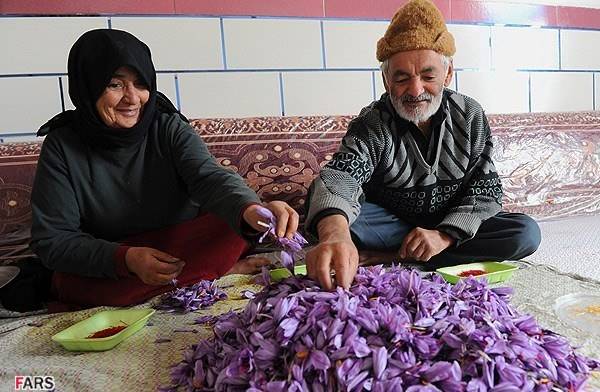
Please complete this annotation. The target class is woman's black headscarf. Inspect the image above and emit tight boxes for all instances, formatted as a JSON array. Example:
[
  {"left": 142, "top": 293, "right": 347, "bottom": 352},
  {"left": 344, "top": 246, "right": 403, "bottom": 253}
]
[{"left": 38, "top": 29, "right": 185, "bottom": 148}]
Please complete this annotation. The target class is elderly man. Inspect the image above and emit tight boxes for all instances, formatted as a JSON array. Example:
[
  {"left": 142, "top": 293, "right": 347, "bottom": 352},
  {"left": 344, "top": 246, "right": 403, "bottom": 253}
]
[{"left": 305, "top": 0, "right": 541, "bottom": 290}]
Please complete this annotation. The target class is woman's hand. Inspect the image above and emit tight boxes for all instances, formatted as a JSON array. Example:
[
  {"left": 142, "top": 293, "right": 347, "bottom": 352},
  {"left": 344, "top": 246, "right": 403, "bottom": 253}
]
[
  {"left": 125, "top": 247, "right": 185, "bottom": 285},
  {"left": 243, "top": 201, "right": 299, "bottom": 238}
]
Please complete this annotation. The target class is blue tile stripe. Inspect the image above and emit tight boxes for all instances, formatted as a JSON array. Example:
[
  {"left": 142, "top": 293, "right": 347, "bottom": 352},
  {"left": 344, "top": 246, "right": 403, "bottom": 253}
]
[
  {"left": 278, "top": 72, "right": 285, "bottom": 115},
  {"left": 320, "top": 20, "right": 327, "bottom": 69},
  {"left": 219, "top": 17, "right": 228, "bottom": 70},
  {"left": 174, "top": 74, "right": 182, "bottom": 111},
  {"left": 58, "top": 76, "right": 65, "bottom": 111}
]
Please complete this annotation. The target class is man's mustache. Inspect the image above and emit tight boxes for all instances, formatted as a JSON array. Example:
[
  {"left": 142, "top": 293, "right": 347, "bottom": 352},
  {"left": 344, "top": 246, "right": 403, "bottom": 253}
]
[{"left": 400, "top": 93, "right": 434, "bottom": 103}]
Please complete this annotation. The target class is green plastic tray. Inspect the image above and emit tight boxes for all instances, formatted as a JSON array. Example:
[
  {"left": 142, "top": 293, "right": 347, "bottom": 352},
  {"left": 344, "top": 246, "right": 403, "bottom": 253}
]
[
  {"left": 270, "top": 264, "right": 307, "bottom": 282},
  {"left": 51, "top": 308, "right": 155, "bottom": 351},
  {"left": 436, "top": 261, "right": 518, "bottom": 284}
]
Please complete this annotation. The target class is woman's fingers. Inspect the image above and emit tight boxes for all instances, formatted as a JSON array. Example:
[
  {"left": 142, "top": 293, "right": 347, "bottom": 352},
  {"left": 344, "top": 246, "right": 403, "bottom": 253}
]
[
  {"left": 263, "top": 201, "right": 299, "bottom": 238},
  {"left": 284, "top": 206, "right": 300, "bottom": 238}
]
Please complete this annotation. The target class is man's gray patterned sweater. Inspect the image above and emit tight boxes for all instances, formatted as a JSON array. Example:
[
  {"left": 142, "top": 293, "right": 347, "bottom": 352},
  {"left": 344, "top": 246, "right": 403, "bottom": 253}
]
[{"left": 306, "top": 89, "right": 502, "bottom": 243}]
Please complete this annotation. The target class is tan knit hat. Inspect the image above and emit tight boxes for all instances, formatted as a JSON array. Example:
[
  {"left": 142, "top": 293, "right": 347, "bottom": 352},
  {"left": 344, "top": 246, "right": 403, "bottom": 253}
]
[{"left": 376, "top": 0, "right": 455, "bottom": 62}]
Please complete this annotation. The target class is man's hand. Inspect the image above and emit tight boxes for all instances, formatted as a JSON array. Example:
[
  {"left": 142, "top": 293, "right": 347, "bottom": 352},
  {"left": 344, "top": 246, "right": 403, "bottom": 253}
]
[
  {"left": 125, "top": 247, "right": 185, "bottom": 285},
  {"left": 398, "top": 228, "right": 455, "bottom": 262},
  {"left": 306, "top": 215, "right": 359, "bottom": 290},
  {"left": 243, "top": 201, "right": 299, "bottom": 238}
]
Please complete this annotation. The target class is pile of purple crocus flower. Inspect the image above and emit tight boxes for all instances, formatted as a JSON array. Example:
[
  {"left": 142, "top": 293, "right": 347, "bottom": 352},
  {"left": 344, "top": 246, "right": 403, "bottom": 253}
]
[
  {"left": 161, "top": 266, "right": 599, "bottom": 391},
  {"left": 156, "top": 280, "right": 227, "bottom": 313},
  {"left": 256, "top": 206, "right": 308, "bottom": 273}
]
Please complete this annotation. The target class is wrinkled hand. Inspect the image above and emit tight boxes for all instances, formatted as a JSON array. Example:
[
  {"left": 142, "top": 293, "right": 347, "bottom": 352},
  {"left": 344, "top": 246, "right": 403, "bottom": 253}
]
[
  {"left": 125, "top": 247, "right": 185, "bottom": 285},
  {"left": 398, "top": 228, "right": 455, "bottom": 262},
  {"left": 306, "top": 215, "right": 359, "bottom": 290},
  {"left": 243, "top": 201, "right": 299, "bottom": 238}
]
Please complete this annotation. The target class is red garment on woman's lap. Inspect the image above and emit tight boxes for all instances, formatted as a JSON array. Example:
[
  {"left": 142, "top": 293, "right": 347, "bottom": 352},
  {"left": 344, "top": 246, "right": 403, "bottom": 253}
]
[{"left": 50, "top": 214, "right": 248, "bottom": 309}]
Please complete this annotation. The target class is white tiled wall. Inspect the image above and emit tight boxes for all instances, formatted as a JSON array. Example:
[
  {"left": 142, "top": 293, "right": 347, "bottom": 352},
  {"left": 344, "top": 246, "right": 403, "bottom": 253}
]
[
  {"left": 111, "top": 17, "right": 223, "bottom": 71},
  {"left": 323, "top": 20, "right": 387, "bottom": 69},
  {"left": 282, "top": 71, "right": 372, "bottom": 115},
  {"left": 0, "top": 77, "right": 63, "bottom": 132},
  {"left": 491, "top": 26, "right": 559, "bottom": 70},
  {"left": 457, "top": 71, "right": 530, "bottom": 113},
  {"left": 374, "top": 71, "right": 386, "bottom": 99},
  {"left": 223, "top": 19, "right": 322, "bottom": 69},
  {"left": 530, "top": 72, "right": 594, "bottom": 112},
  {"left": 1, "top": 15, "right": 599, "bottom": 139},
  {"left": 60, "top": 77, "right": 74, "bottom": 111},
  {"left": 448, "top": 24, "right": 491, "bottom": 70},
  {"left": 157, "top": 74, "right": 178, "bottom": 106},
  {"left": 178, "top": 72, "right": 281, "bottom": 118},
  {"left": 0, "top": 17, "right": 108, "bottom": 74},
  {"left": 560, "top": 29, "right": 600, "bottom": 70}
]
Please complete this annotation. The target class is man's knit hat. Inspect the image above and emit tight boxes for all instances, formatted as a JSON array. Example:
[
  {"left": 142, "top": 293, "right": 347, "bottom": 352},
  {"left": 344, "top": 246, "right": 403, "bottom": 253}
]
[{"left": 376, "top": 0, "right": 455, "bottom": 62}]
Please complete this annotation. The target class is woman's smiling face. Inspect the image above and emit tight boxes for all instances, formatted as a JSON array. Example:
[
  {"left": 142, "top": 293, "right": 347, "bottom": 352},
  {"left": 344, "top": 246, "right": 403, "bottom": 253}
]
[{"left": 95, "top": 66, "right": 150, "bottom": 128}]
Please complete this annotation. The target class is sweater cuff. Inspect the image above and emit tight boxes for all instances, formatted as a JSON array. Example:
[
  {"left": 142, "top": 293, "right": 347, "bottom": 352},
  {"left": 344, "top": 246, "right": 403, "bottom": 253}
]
[
  {"left": 437, "top": 213, "right": 482, "bottom": 246},
  {"left": 113, "top": 245, "right": 132, "bottom": 278},
  {"left": 436, "top": 226, "right": 468, "bottom": 247},
  {"left": 306, "top": 193, "right": 357, "bottom": 231},
  {"left": 308, "top": 208, "right": 348, "bottom": 238}
]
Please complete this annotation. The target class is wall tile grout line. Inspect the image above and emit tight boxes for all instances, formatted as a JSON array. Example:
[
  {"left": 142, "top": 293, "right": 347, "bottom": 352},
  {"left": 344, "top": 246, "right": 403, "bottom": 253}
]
[
  {"left": 593, "top": 73, "right": 597, "bottom": 110},
  {"left": 0, "top": 73, "right": 67, "bottom": 78},
  {"left": 489, "top": 26, "right": 494, "bottom": 71},
  {"left": 320, "top": 20, "right": 327, "bottom": 69},
  {"left": 558, "top": 29, "right": 562, "bottom": 70},
  {"left": 58, "top": 76, "right": 65, "bottom": 112},
  {"left": 174, "top": 74, "right": 182, "bottom": 111},
  {"left": 279, "top": 72, "right": 285, "bottom": 116},
  {"left": 528, "top": 72, "right": 532, "bottom": 113},
  {"left": 455, "top": 71, "right": 459, "bottom": 92},
  {"left": 371, "top": 71, "right": 376, "bottom": 101},
  {"left": 1, "top": 14, "right": 600, "bottom": 31},
  {"left": 220, "top": 18, "right": 228, "bottom": 70},
  {"left": 0, "top": 132, "right": 37, "bottom": 138},
  {"left": 487, "top": 26, "right": 492, "bottom": 71},
  {"left": 6, "top": 68, "right": 600, "bottom": 79}
]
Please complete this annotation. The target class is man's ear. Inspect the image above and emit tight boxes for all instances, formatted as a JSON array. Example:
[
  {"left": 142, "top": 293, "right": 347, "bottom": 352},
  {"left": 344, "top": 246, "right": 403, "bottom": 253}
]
[
  {"left": 444, "top": 59, "right": 454, "bottom": 88},
  {"left": 382, "top": 71, "right": 389, "bottom": 93}
]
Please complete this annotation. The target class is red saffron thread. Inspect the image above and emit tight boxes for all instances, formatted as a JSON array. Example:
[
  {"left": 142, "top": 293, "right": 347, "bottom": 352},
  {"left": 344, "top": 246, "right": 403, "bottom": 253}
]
[
  {"left": 87, "top": 325, "right": 127, "bottom": 339},
  {"left": 458, "top": 269, "right": 487, "bottom": 277}
]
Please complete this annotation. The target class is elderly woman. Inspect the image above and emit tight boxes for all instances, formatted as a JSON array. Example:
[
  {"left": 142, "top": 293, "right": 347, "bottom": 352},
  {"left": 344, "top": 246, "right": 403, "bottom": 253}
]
[{"left": 31, "top": 29, "right": 298, "bottom": 307}]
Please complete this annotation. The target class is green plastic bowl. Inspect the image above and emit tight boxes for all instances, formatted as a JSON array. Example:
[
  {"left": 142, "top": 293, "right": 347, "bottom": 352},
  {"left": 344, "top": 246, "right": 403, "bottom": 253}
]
[
  {"left": 51, "top": 308, "right": 155, "bottom": 351},
  {"left": 436, "top": 261, "right": 518, "bottom": 284},
  {"left": 270, "top": 264, "right": 308, "bottom": 282}
]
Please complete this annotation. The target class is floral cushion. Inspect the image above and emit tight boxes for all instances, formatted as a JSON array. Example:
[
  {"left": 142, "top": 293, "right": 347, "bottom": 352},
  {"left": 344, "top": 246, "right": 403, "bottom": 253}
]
[{"left": 2, "top": 112, "right": 600, "bottom": 261}]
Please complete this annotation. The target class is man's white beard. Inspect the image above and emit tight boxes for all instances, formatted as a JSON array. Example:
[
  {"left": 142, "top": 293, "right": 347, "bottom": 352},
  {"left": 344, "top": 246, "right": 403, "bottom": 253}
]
[{"left": 390, "top": 89, "right": 443, "bottom": 126}]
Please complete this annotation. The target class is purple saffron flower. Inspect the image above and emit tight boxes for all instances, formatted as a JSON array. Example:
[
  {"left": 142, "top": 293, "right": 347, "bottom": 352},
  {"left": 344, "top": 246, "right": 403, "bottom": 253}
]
[
  {"left": 156, "top": 279, "right": 227, "bottom": 313},
  {"left": 280, "top": 317, "right": 300, "bottom": 339},
  {"left": 254, "top": 207, "right": 307, "bottom": 274},
  {"left": 163, "top": 266, "right": 600, "bottom": 392},
  {"left": 373, "top": 346, "right": 388, "bottom": 380},
  {"left": 308, "top": 350, "right": 331, "bottom": 370},
  {"left": 280, "top": 250, "right": 294, "bottom": 272}
]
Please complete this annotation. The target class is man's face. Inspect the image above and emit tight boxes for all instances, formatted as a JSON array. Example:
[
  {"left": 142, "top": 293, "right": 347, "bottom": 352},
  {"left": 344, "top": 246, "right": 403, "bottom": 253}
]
[{"left": 383, "top": 49, "right": 453, "bottom": 126}]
